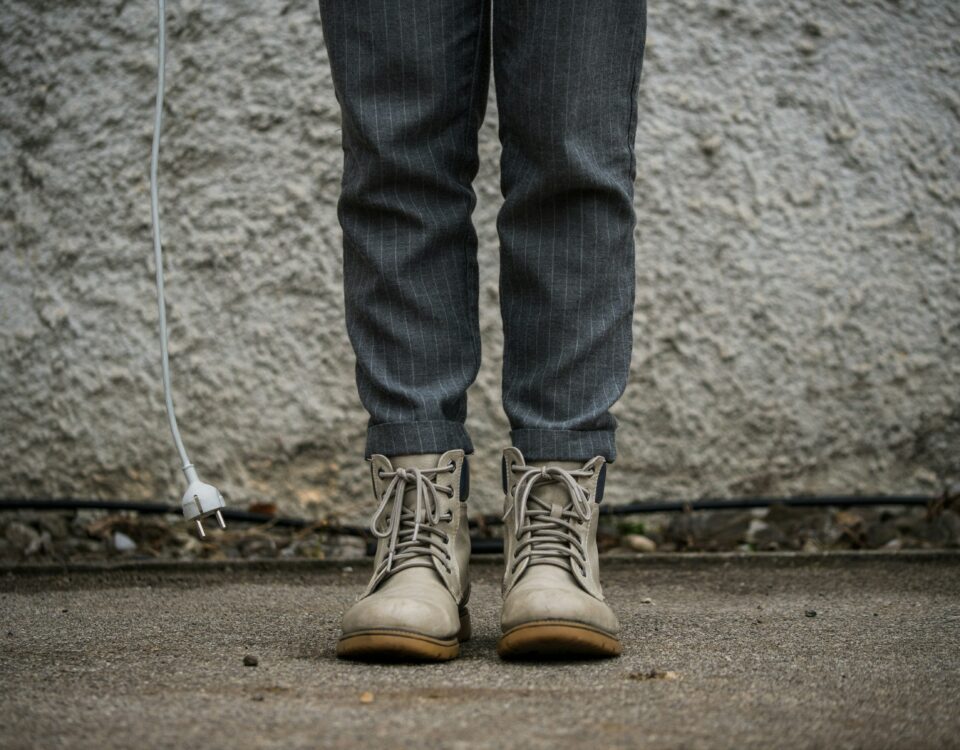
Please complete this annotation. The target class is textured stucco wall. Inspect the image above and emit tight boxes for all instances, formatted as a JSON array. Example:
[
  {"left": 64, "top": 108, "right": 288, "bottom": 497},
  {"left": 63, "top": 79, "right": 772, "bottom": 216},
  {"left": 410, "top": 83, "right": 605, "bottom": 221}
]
[{"left": 1, "top": 0, "right": 958, "bottom": 521}]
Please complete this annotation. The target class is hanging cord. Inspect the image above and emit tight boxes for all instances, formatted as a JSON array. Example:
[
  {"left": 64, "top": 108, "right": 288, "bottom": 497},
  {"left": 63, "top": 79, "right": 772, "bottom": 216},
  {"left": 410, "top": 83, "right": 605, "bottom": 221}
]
[
  {"left": 150, "top": 0, "right": 192, "bottom": 477},
  {"left": 147, "top": 0, "right": 225, "bottom": 536}
]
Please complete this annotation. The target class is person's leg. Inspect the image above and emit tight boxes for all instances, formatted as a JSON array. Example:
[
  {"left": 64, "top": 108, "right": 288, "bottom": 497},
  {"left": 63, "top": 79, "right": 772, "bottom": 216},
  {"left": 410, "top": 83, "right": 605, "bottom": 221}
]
[
  {"left": 494, "top": 0, "right": 647, "bottom": 463},
  {"left": 492, "top": 0, "right": 647, "bottom": 659},
  {"left": 319, "top": 0, "right": 491, "bottom": 458},
  {"left": 319, "top": 0, "right": 491, "bottom": 662}
]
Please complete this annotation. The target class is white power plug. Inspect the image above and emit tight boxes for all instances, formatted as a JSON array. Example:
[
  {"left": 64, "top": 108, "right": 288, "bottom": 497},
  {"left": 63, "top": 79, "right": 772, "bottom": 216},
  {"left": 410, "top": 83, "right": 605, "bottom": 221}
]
[
  {"left": 150, "top": 0, "right": 227, "bottom": 538},
  {"left": 181, "top": 468, "right": 227, "bottom": 539}
]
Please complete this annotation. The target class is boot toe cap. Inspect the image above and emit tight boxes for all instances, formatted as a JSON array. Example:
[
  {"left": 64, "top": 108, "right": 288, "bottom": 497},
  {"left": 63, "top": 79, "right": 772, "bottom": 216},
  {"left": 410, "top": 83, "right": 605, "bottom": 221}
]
[
  {"left": 342, "top": 590, "right": 460, "bottom": 640},
  {"left": 501, "top": 583, "right": 619, "bottom": 636}
]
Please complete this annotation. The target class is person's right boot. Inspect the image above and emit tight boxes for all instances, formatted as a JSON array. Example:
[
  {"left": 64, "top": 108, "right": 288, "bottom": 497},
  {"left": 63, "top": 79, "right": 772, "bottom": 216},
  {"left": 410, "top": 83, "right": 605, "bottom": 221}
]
[
  {"left": 336, "top": 450, "right": 471, "bottom": 661},
  {"left": 498, "top": 447, "right": 621, "bottom": 659}
]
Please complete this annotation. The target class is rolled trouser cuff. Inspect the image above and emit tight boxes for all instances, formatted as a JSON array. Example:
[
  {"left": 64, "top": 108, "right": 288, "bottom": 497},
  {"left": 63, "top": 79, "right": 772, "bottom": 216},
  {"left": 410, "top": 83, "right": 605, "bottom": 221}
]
[
  {"left": 510, "top": 428, "right": 617, "bottom": 463},
  {"left": 366, "top": 420, "right": 474, "bottom": 458}
]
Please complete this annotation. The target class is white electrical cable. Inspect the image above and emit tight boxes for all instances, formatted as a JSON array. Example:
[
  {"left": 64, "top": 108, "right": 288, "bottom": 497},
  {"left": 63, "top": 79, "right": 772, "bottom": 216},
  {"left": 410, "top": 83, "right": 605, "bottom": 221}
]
[
  {"left": 149, "top": 0, "right": 226, "bottom": 536},
  {"left": 150, "top": 0, "right": 192, "bottom": 474}
]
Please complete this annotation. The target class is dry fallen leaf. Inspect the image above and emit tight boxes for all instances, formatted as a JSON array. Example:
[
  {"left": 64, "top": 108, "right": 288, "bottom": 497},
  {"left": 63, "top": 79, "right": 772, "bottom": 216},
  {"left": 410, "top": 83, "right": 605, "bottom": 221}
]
[
  {"left": 360, "top": 691, "right": 375, "bottom": 704},
  {"left": 834, "top": 510, "right": 862, "bottom": 528}
]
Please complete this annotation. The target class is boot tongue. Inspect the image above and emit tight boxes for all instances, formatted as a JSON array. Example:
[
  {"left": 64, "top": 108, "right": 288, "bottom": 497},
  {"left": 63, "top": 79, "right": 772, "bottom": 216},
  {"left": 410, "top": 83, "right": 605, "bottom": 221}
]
[
  {"left": 390, "top": 453, "right": 445, "bottom": 471},
  {"left": 387, "top": 453, "right": 446, "bottom": 509},
  {"left": 520, "top": 460, "right": 591, "bottom": 588},
  {"left": 379, "top": 453, "right": 448, "bottom": 592},
  {"left": 526, "top": 459, "right": 586, "bottom": 508}
]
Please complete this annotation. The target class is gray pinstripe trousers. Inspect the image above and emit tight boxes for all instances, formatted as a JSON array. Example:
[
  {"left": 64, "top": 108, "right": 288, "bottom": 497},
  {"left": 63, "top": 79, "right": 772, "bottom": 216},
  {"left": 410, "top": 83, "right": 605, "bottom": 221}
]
[{"left": 318, "top": 0, "right": 646, "bottom": 462}]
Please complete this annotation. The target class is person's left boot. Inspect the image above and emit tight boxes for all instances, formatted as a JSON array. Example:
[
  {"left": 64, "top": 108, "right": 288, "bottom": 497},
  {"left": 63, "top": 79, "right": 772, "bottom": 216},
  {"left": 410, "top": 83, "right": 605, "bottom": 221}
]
[{"left": 498, "top": 447, "right": 621, "bottom": 659}]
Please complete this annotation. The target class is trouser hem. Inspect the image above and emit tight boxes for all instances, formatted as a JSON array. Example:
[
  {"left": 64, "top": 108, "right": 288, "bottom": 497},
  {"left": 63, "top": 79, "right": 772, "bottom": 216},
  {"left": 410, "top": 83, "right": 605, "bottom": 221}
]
[
  {"left": 366, "top": 421, "right": 474, "bottom": 458},
  {"left": 510, "top": 428, "right": 617, "bottom": 463}
]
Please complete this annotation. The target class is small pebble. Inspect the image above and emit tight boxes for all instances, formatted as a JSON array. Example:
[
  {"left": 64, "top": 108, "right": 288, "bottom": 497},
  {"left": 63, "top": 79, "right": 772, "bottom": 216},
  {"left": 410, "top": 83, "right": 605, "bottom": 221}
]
[
  {"left": 640, "top": 597, "right": 653, "bottom": 605},
  {"left": 243, "top": 654, "right": 259, "bottom": 667},
  {"left": 112, "top": 531, "right": 137, "bottom": 552},
  {"left": 628, "top": 669, "right": 680, "bottom": 681},
  {"left": 359, "top": 691, "right": 375, "bottom": 704},
  {"left": 624, "top": 534, "right": 657, "bottom": 554},
  {"left": 805, "top": 610, "right": 817, "bottom": 618}
]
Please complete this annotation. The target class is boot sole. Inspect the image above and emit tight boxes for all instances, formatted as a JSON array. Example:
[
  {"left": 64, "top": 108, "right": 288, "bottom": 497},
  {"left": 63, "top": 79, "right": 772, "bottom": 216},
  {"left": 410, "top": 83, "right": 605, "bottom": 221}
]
[
  {"left": 497, "top": 620, "right": 621, "bottom": 660},
  {"left": 336, "top": 609, "right": 471, "bottom": 662}
]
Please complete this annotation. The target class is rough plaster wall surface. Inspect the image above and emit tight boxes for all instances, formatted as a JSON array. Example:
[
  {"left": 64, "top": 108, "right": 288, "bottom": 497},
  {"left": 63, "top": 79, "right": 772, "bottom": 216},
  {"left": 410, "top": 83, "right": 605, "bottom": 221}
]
[{"left": 1, "top": 0, "right": 957, "bottom": 521}]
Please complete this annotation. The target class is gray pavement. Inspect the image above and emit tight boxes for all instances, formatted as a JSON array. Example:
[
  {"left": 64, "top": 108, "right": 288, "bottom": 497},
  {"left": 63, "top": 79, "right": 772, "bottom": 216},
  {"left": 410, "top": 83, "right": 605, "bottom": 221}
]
[{"left": 1, "top": 552, "right": 959, "bottom": 749}]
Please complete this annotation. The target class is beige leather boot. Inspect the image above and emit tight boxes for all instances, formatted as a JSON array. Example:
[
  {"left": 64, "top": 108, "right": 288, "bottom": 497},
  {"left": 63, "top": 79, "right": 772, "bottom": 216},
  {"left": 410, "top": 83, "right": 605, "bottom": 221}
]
[
  {"left": 498, "top": 447, "right": 621, "bottom": 659},
  {"left": 337, "top": 450, "right": 471, "bottom": 661}
]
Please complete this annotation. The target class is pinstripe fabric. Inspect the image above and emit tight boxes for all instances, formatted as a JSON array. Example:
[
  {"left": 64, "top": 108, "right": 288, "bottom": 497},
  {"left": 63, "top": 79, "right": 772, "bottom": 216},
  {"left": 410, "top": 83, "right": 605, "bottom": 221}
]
[{"left": 318, "top": 0, "right": 646, "bottom": 462}]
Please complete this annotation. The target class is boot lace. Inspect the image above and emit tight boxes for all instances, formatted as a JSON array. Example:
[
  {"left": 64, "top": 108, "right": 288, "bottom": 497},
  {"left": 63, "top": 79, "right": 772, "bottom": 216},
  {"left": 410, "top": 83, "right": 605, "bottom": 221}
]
[
  {"left": 505, "top": 462, "right": 595, "bottom": 578},
  {"left": 369, "top": 463, "right": 455, "bottom": 587}
]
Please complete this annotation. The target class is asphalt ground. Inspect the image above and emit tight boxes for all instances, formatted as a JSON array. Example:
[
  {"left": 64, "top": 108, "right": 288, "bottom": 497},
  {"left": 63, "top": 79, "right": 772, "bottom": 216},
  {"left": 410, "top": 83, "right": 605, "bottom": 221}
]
[{"left": 1, "top": 552, "right": 958, "bottom": 749}]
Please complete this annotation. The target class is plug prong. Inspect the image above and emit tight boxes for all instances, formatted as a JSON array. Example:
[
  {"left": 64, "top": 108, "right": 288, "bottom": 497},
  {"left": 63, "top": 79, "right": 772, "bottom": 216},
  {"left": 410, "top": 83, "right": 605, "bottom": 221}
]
[
  {"left": 195, "top": 518, "right": 206, "bottom": 538},
  {"left": 215, "top": 509, "right": 226, "bottom": 529}
]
